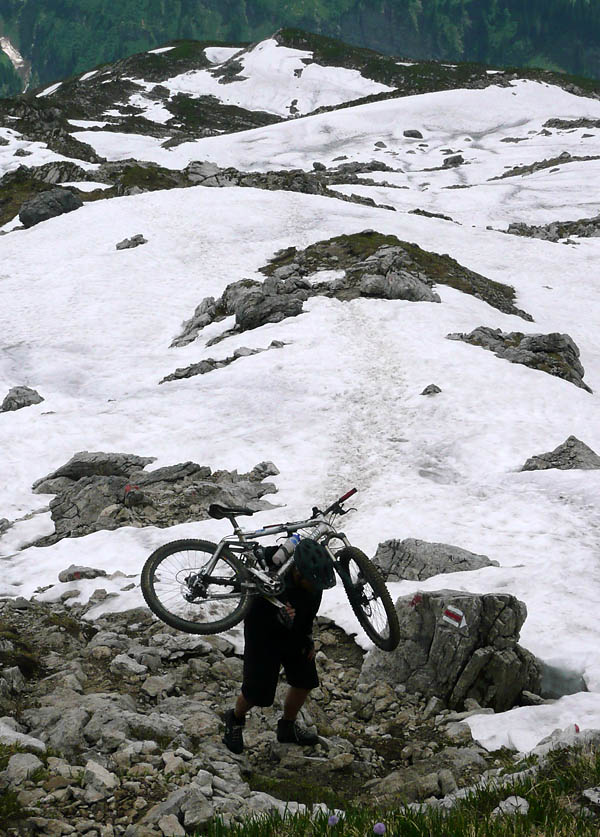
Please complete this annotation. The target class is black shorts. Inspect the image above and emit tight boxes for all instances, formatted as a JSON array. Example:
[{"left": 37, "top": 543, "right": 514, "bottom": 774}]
[{"left": 241, "top": 613, "right": 319, "bottom": 707}]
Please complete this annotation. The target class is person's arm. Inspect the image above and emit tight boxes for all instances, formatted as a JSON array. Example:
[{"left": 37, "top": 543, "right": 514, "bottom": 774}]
[{"left": 290, "top": 591, "right": 321, "bottom": 657}]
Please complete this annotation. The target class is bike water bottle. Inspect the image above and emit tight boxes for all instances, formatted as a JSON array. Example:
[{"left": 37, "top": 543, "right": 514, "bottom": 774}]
[{"left": 272, "top": 533, "right": 301, "bottom": 567}]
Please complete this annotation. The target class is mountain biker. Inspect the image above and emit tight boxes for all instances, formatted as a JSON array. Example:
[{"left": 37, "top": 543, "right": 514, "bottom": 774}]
[{"left": 223, "top": 538, "right": 336, "bottom": 754}]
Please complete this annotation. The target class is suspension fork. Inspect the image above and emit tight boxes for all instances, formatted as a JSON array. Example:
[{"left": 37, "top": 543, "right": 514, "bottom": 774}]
[{"left": 323, "top": 533, "right": 355, "bottom": 589}]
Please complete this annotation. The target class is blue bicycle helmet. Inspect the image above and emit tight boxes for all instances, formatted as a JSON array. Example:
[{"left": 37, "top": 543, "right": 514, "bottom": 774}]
[{"left": 294, "top": 538, "right": 336, "bottom": 592}]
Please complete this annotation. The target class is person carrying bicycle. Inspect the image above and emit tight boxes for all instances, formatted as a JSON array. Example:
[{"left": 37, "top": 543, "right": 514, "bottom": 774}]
[{"left": 223, "top": 538, "right": 336, "bottom": 754}]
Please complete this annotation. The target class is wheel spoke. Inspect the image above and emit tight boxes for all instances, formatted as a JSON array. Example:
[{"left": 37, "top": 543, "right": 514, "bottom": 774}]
[{"left": 144, "top": 542, "right": 247, "bottom": 630}]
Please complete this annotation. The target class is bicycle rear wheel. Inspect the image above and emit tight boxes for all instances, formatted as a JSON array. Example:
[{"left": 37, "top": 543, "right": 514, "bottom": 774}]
[
  {"left": 336, "top": 546, "right": 400, "bottom": 651},
  {"left": 141, "top": 539, "right": 251, "bottom": 634}
]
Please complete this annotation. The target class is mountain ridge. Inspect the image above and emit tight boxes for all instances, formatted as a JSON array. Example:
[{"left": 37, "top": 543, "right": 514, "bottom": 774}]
[{"left": 1, "top": 0, "right": 600, "bottom": 96}]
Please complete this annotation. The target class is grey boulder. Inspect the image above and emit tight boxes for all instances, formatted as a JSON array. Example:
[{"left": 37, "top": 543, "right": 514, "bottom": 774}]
[
  {"left": 443, "top": 154, "right": 465, "bottom": 168},
  {"left": 1, "top": 386, "right": 44, "bottom": 412},
  {"left": 34, "top": 451, "right": 156, "bottom": 487},
  {"left": 116, "top": 234, "right": 147, "bottom": 250},
  {"left": 447, "top": 327, "right": 591, "bottom": 392},
  {"left": 359, "top": 270, "right": 440, "bottom": 302},
  {"left": 5, "top": 752, "right": 44, "bottom": 784},
  {"left": 58, "top": 564, "right": 108, "bottom": 582},
  {"left": 359, "top": 589, "right": 541, "bottom": 711},
  {"left": 372, "top": 538, "right": 499, "bottom": 581},
  {"left": 19, "top": 187, "right": 83, "bottom": 228},
  {"left": 233, "top": 288, "right": 304, "bottom": 331},
  {"left": 521, "top": 435, "right": 600, "bottom": 471}
]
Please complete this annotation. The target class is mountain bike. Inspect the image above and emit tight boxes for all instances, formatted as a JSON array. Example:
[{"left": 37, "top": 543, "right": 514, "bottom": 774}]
[{"left": 141, "top": 488, "right": 400, "bottom": 651}]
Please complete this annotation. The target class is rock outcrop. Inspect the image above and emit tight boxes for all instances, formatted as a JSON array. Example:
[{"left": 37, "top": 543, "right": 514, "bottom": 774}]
[
  {"left": 521, "top": 435, "right": 600, "bottom": 471},
  {"left": 491, "top": 150, "right": 600, "bottom": 180},
  {"left": 447, "top": 327, "right": 591, "bottom": 392},
  {"left": 173, "top": 231, "right": 532, "bottom": 347},
  {"left": 18, "top": 186, "right": 83, "bottom": 227},
  {"left": 373, "top": 539, "right": 499, "bottom": 581},
  {"left": 506, "top": 213, "right": 600, "bottom": 242},
  {"left": 360, "top": 590, "right": 541, "bottom": 712},
  {"left": 116, "top": 234, "right": 147, "bottom": 250},
  {"left": 160, "top": 342, "right": 285, "bottom": 384},
  {"left": 1, "top": 386, "right": 44, "bottom": 412},
  {"left": 32, "top": 452, "right": 279, "bottom": 545},
  {"left": 443, "top": 154, "right": 464, "bottom": 168}
]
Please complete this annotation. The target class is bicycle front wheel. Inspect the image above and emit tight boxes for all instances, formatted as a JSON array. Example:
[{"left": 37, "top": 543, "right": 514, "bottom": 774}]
[
  {"left": 336, "top": 546, "right": 400, "bottom": 651},
  {"left": 141, "top": 539, "right": 251, "bottom": 634}
]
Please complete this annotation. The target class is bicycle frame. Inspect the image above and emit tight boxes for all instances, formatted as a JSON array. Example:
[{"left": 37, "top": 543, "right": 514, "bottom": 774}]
[{"left": 199, "top": 514, "right": 351, "bottom": 600}]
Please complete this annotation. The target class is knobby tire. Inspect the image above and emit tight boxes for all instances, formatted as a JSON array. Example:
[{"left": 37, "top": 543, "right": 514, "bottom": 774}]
[
  {"left": 336, "top": 546, "right": 400, "bottom": 651},
  {"left": 141, "top": 538, "right": 250, "bottom": 634}
]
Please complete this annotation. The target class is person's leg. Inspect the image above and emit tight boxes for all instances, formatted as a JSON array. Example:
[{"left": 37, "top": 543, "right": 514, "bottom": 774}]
[
  {"left": 223, "top": 616, "right": 280, "bottom": 754},
  {"left": 277, "top": 654, "right": 319, "bottom": 745},
  {"left": 235, "top": 691, "right": 254, "bottom": 721},
  {"left": 282, "top": 686, "right": 311, "bottom": 721}
]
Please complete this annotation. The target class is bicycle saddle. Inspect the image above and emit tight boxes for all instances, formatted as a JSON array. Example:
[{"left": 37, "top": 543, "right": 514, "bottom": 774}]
[{"left": 208, "top": 503, "right": 257, "bottom": 520}]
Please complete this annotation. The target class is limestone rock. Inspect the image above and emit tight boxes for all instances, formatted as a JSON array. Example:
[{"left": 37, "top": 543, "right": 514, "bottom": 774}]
[
  {"left": 491, "top": 795, "right": 530, "bottom": 817},
  {"left": 172, "top": 231, "right": 531, "bottom": 347},
  {"left": 359, "top": 270, "right": 440, "bottom": 302},
  {"left": 582, "top": 787, "right": 600, "bottom": 807},
  {"left": 19, "top": 187, "right": 83, "bottom": 228},
  {"left": 443, "top": 154, "right": 464, "bottom": 168},
  {"left": 0, "top": 719, "right": 45, "bottom": 753},
  {"left": 181, "top": 786, "right": 215, "bottom": 827},
  {"left": 157, "top": 814, "right": 185, "bottom": 837},
  {"left": 359, "top": 589, "right": 541, "bottom": 711},
  {"left": 6, "top": 752, "right": 44, "bottom": 784},
  {"left": 1, "top": 386, "right": 44, "bottom": 412},
  {"left": 58, "top": 564, "right": 108, "bottom": 582},
  {"left": 35, "top": 451, "right": 156, "bottom": 486},
  {"left": 506, "top": 213, "right": 600, "bottom": 242},
  {"left": 521, "top": 435, "right": 600, "bottom": 471},
  {"left": 32, "top": 454, "right": 277, "bottom": 545},
  {"left": 116, "top": 234, "right": 147, "bottom": 250},
  {"left": 160, "top": 341, "right": 284, "bottom": 384},
  {"left": 233, "top": 287, "right": 304, "bottom": 331},
  {"left": 83, "top": 759, "right": 120, "bottom": 802},
  {"left": 110, "top": 654, "right": 148, "bottom": 677},
  {"left": 447, "top": 327, "right": 591, "bottom": 391},
  {"left": 1, "top": 666, "right": 26, "bottom": 693},
  {"left": 373, "top": 538, "right": 498, "bottom": 581},
  {"left": 421, "top": 384, "right": 442, "bottom": 395}
]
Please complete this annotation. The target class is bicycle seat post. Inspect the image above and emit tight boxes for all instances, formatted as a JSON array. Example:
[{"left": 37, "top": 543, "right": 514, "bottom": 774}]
[{"left": 229, "top": 515, "right": 244, "bottom": 540}]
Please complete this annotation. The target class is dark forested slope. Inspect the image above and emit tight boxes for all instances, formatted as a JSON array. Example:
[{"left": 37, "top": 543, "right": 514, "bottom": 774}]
[{"left": 1, "top": 0, "right": 600, "bottom": 94}]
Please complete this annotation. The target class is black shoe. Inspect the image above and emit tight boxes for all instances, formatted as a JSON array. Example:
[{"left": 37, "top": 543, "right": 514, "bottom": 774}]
[
  {"left": 277, "top": 718, "right": 319, "bottom": 746},
  {"left": 223, "top": 708, "right": 245, "bottom": 754}
]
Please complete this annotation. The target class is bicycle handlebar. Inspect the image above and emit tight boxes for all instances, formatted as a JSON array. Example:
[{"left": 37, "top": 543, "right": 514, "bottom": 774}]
[{"left": 323, "top": 487, "right": 357, "bottom": 515}]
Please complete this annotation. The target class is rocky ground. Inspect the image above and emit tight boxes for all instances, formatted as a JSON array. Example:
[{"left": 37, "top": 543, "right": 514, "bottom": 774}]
[{"left": 1, "top": 592, "right": 542, "bottom": 837}]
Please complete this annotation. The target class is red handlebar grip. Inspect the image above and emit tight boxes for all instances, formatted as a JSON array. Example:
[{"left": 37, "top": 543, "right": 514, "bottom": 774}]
[{"left": 339, "top": 487, "right": 357, "bottom": 502}]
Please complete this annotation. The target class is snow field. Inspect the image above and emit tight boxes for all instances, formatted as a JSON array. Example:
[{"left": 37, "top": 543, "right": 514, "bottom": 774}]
[{"left": 2, "top": 73, "right": 600, "bottom": 752}]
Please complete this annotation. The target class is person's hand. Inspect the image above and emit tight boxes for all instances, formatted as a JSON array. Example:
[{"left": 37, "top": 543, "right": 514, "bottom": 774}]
[
  {"left": 306, "top": 646, "right": 316, "bottom": 661},
  {"left": 284, "top": 603, "right": 296, "bottom": 620}
]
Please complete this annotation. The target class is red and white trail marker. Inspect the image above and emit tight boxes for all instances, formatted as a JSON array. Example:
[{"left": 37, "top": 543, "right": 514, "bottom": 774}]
[{"left": 441, "top": 605, "right": 467, "bottom": 629}]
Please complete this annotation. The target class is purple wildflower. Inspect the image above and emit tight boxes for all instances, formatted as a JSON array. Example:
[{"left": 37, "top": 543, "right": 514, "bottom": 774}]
[
  {"left": 373, "top": 824, "right": 386, "bottom": 835},
  {"left": 328, "top": 814, "right": 340, "bottom": 826}
]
